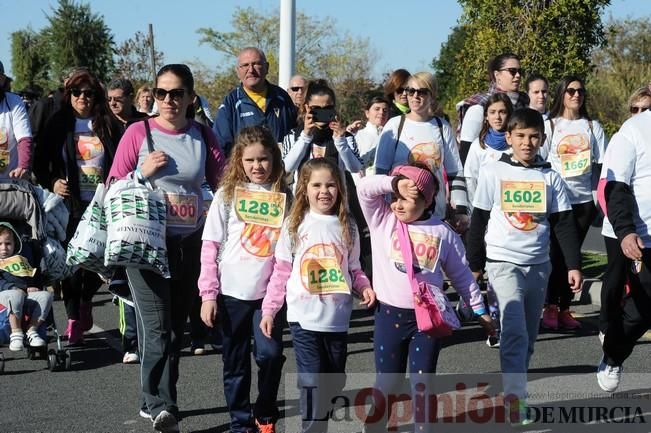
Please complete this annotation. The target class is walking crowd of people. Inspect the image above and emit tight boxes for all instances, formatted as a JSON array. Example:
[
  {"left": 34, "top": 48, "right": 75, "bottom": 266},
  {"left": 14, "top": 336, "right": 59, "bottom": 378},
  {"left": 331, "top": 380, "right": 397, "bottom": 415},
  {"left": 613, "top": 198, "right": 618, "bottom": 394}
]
[{"left": 0, "top": 45, "right": 650, "bottom": 433}]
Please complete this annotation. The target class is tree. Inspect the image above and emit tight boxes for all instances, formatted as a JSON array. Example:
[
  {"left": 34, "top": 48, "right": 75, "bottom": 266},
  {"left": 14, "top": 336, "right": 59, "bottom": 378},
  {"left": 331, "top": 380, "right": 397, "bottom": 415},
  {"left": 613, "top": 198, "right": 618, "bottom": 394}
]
[
  {"left": 41, "top": 0, "right": 115, "bottom": 86},
  {"left": 114, "top": 31, "right": 165, "bottom": 85},
  {"left": 588, "top": 17, "right": 651, "bottom": 135},
  {"left": 197, "top": 6, "right": 377, "bottom": 121},
  {"left": 10, "top": 28, "right": 49, "bottom": 93},
  {"left": 432, "top": 0, "right": 610, "bottom": 117}
]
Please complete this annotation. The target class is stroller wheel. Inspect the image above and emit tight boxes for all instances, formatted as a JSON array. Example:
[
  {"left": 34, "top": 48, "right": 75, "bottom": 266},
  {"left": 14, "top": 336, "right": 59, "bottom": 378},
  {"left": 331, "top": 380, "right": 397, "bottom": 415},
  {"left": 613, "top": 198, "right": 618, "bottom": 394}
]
[
  {"left": 47, "top": 349, "right": 58, "bottom": 372},
  {"left": 64, "top": 349, "right": 72, "bottom": 370}
]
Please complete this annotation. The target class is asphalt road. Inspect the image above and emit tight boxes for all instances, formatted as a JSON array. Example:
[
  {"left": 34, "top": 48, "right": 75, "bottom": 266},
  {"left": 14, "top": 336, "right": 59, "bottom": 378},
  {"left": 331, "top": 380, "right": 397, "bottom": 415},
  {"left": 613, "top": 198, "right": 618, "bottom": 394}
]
[{"left": 1, "top": 284, "right": 650, "bottom": 433}]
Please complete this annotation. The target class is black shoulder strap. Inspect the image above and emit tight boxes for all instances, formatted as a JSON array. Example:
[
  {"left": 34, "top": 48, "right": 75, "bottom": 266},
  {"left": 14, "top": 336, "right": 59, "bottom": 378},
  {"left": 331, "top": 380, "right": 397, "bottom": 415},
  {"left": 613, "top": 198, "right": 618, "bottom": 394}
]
[
  {"left": 435, "top": 116, "right": 443, "bottom": 140},
  {"left": 143, "top": 118, "right": 154, "bottom": 153},
  {"left": 394, "top": 114, "right": 406, "bottom": 151}
]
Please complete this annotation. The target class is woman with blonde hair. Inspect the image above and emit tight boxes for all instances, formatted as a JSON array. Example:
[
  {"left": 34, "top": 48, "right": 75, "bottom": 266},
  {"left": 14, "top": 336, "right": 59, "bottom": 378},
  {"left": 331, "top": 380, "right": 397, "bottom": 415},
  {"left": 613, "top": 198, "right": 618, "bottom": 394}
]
[{"left": 375, "top": 71, "right": 470, "bottom": 232}]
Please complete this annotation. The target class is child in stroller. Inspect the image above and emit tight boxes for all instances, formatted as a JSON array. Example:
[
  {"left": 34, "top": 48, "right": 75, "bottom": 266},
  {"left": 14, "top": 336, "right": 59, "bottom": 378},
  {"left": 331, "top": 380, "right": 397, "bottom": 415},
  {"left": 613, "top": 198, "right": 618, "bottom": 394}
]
[{"left": 0, "top": 221, "right": 53, "bottom": 351}]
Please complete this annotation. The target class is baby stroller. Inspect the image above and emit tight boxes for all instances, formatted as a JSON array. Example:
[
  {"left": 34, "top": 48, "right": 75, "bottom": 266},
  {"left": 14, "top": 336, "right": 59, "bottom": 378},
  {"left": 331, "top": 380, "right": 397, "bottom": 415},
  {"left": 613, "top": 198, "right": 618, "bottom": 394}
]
[{"left": 0, "top": 178, "right": 72, "bottom": 372}]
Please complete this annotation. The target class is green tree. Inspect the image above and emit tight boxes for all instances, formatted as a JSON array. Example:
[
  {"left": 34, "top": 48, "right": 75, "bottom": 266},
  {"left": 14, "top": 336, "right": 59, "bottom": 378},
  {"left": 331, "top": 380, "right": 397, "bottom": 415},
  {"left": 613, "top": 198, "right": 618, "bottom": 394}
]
[
  {"left": 588, "top": 17, "right": 651, "bottom": 135},
  {"left": 197, "top": 6, "right": 377, "bottom": 122},
  {"left": 10, "top": 28, "right": 49, "bottom": 93},
  {"left": 114, "top": 31, "right": 165, "bottom": 85},
  {"left": 432, "top": 0, "right": 610, "bottom": 119},
  {"left": 41, "top": 0, "right": 115, "bottom": 86}
]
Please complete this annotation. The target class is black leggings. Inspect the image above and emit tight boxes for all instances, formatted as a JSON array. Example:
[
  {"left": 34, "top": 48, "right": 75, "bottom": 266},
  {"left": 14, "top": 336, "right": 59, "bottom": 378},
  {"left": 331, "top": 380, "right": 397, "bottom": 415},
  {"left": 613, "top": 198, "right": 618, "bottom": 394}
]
[
  {"left": 547, "top": 201, "right": 596, "bottom": 310},
  {"left": 599, "top": 236, "right": 630, "bottom": 333}
]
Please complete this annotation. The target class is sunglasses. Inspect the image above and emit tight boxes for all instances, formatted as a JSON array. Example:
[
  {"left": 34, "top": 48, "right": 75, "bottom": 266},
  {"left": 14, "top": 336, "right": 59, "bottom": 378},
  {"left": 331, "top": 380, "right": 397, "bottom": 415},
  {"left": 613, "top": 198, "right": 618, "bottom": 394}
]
[
  {"left": 289, "top": 86, "right": 304, "bottom": 92},
  {"left": 71, "top": 88, "right": 95, "bottom": 98},
  {"left": 407, "top": 87, "right": 430, "bottom": 97},
  {"left": 152, "top": 87, "right": 186, "bottom": 101},
  {"left": 499, "top": 68, "right": 523, "bottom": 77},
  {"left": 107, "top": 96, "right": 125, "bottom": 103},
  {"left": 630, "top": 106, "right": 650, "bottom": 114},
  {"left": 395, "top": 87, "right": 408, "bottom": 94},
  {"left": 565, "top": 87, "right": 586, "bottom": 97}
]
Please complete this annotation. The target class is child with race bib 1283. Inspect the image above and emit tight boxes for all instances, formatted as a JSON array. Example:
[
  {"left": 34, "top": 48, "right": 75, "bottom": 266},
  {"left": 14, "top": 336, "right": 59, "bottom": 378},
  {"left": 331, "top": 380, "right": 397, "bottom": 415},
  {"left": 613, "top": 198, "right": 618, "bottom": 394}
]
[{"left": 199, "top": 126, "right": 291, "bottom": 433}]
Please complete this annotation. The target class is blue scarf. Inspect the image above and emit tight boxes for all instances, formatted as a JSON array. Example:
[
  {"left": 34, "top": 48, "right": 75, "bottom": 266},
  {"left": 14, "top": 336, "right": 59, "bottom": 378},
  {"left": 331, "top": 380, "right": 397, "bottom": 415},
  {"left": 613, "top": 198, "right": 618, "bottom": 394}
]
[{"left": 484, "top": 128, "right": 508, "bottom": 151}]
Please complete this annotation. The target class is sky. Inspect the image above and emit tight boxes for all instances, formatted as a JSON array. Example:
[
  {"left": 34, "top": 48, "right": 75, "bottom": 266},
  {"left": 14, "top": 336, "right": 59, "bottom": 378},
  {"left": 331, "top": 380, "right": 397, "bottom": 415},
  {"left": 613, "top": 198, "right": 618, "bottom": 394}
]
[{"left": 1, "top": 0, "right": 650, "bottom": 85}]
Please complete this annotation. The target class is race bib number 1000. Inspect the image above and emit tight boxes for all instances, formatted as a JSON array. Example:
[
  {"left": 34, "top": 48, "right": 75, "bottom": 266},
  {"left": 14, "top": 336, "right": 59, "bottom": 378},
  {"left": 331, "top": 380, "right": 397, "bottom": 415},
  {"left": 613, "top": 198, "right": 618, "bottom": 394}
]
[
  {"left": 165, "top": 192, "right": 199, "bottom": 227},
  {"left": 235, "top": 187, "right": 286, "bottom": 228},
  {"left": 500, "top": 181, "right": 547, "bottom": 213}
]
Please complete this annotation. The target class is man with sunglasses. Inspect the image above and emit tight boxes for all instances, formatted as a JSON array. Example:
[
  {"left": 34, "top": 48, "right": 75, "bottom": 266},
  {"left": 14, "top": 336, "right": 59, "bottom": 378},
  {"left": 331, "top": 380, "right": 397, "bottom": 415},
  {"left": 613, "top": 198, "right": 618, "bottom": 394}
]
[
  {"left": 287, "top": 75, "right": 307, "bottom": 109},
  {"left": 214, "top": 47, "right": 297, "bottom": 158},
  {"left": 107, "top": 78, "right": 148, "bottom": 132},
  {"left": 0, "top": 60, "right": 33, "bottom": 180}
]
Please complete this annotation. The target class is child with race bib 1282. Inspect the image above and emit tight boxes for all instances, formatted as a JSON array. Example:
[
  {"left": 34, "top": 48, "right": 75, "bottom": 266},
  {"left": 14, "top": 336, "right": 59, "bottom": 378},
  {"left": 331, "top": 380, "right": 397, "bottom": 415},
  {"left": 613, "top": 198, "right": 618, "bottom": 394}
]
[
  {"left": 199, "top": 126, "right": 291, "bottom": 433},
  {"left": 260, "top": 157, "right": 375, "bottom": 433}
]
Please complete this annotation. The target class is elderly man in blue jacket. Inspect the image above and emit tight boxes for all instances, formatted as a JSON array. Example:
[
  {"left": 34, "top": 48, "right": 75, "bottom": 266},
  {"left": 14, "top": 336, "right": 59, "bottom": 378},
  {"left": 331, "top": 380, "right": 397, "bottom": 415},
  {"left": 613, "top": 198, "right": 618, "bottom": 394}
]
[{"left": 214, "top": 47, "right": 297, "bottom": 157}]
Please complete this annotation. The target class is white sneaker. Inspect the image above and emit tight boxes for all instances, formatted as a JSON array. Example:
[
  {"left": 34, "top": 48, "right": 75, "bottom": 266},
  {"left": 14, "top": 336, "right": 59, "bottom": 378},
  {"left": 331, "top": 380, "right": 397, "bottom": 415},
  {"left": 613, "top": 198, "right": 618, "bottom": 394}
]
[
  {"left": 598, "top": 331, "right": 605, "bottom": 346},
  {"left": 597, "top": 356, "right": 622, "bottom": 392},
  {"left": 123, "top": 352, "right": 139, "bottom": 364},
  {"left": 139, "top": 409, "right": 153, "bottom": 420},
  {"left": 152, "top": 410, "right": 179, "bottom": 433},
  {"left": 9, "top": 332, "right": 24, "bottom": 351},
  {"left": 27, "top": 330, "right": 46, "bottom": 347}
]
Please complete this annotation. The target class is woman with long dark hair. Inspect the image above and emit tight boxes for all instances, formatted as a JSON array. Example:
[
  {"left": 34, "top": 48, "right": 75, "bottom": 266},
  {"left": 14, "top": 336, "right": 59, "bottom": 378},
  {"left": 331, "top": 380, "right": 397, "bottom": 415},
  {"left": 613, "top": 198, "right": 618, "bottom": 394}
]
[{"left": 36, "top": 69, "right": 123, "bottom": 345}]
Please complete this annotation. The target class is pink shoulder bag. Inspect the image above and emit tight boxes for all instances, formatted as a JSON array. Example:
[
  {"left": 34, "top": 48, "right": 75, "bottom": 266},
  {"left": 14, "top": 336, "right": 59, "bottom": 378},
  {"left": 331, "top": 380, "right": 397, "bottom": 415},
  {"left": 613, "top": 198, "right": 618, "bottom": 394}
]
[{"left": 395, "top": 221, "right": 460, "bottom": 337}]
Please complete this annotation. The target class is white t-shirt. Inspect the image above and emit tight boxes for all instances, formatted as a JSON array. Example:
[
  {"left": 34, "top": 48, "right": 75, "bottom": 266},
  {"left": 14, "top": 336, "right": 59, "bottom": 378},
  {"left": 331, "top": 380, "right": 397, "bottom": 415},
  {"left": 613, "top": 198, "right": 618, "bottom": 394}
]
[
  {"left": 602, "top": 111, "right": 651, "bottom": 247},
  {"left": 459, "top": 104, "right": 484, "bottom": 143},
  {"left": 374, "top": 115, "right": 464, "bottom": 218},
  {"left": 465, "top": 137, "right": 507, "bottom": 204},
  {"left": 353, "top": 122, "right": 383, "bottom": 184},
  {"left": 275, "top": 212, "right": 361, "bottom": 332},
  {"left": 473, "top": 156, "right": 572, "bottom": 265},
  {"left": 202, "top": 183, "right": 288, "bottom": 300},
  {"left": 73, "top": 118, "right": 105, "bottom": 202},
  {"left": 0, "top": 92, "right": 32, "bottom": 177},
  {"left": 545, "top": 117, "right": 606, "bottom": 204}
]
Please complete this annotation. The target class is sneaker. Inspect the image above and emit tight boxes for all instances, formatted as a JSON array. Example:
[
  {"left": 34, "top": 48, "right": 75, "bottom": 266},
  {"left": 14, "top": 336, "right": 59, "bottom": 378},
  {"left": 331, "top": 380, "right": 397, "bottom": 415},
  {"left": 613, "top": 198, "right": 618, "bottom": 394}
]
[
  {"left": 508, "top": 400, "right": 534, "bottom": 428},
  {"left": 123, "top": 352, "right": 140, "bottom": 364},
  {"left": 9, "top": 332, "right": 24, "bottom": 351},
  {"left": 191, "top": 342, "right": 205, "bottom": 356},
  {"left": 599, "top": 331, "right": 605, "bottom": 346},
  {"left": 486, "top": 331, "right": 500, "bottom": 348},
  {"left": 139, "top": 409, "right": 152, "bottom": 420},
  {"left": 558, "top": 310, "right": 581, "bottom": 329},
  {"left": 541, "top": 305, "right": 559, "bottom": 329},
  {"left": 27, "top": 330, "right": 46, "bottom": 347},
  {"left": 152, "top": 410, "right": 179, "bottom": 433},
  {"left": 255, "top": 419, "right": 276, "bottom": 433},
  {"left": 597, "top": 356, "right": 622, "bottom": 392},
  {"left": 79, "top": 302, "right": 93, "bottom": 331},
  {"left": 64, "top": 319, "right": 84, "bottom": 346}
]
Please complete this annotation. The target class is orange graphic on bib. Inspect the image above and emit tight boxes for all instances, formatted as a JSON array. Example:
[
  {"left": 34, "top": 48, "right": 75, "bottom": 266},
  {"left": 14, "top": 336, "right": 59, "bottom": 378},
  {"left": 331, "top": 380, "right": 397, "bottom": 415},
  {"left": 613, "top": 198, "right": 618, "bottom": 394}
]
[
  {"left": 299, "top": 243, "right": 348, "bottom": 294},
  {"left": 0, "top": 127, "right": 8, "bottom": 149},
  {"left": 408, "top": 142, "right": 442, "bottom": 172},
  {"left": 557, "top": 134, "right": 589, "bottom": 155},
  {"left": 240, "top": 223, "right": 281, "bottom": 257},
  {"left": 76, "top": 135, "right": 103, "bottom": 161},
  {"left": 504, "top": 212, "right": 540, "bottom": 231},
  {"left": 557, "top": 134, "right": 591, "bottom": 177}
]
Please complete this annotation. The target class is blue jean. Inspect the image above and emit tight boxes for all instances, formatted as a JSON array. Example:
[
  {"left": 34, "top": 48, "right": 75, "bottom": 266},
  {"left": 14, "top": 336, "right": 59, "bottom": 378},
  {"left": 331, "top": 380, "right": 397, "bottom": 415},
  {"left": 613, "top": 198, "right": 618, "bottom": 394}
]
[
  {"left": 220, "top": 295, "right": 285, "bottom": 432},
  {"left": 290, "top": 322, "right": 348, "bottom": 433},
  {"left": 366, "top": 302, "right": 442, "bottom": 433},
  {"left": 486, "top": 260, "right": 551, "bottom": 401}
]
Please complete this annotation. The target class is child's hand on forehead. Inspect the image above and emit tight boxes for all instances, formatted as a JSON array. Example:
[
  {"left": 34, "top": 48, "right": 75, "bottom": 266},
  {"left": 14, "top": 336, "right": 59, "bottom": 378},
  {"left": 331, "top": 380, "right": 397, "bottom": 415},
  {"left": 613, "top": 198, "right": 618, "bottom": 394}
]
[{"left": 397, "top": 179, "right": 420, "bottom": 201}]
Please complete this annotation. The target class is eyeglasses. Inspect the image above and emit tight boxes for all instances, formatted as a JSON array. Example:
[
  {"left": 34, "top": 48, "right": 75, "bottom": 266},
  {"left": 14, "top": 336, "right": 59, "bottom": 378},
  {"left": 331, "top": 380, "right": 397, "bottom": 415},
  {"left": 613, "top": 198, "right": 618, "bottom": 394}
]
[
  {"left": 406, "top": 88, "right": 431, "bottom": 97},
  {"left": 630, "top": 106, "right": 650, "bottom": 114},
  {"left": 565, "top": 87, "right": 586, "bottom": 97},
  {"left": 71, "top": 88, "right": 95, "bottom": 98},
  {"left": 107, "top": 96, "right": 125, "bottom": 103},
  {"left": 238, "top": 61, "right": 266, "bottom": 70},
  {"left": 152, "top": 87, "right": 186, "bottom": 101},
  {"left": 499, "top": 68, "right": 523, "bottom": 77},
  {"left": 395, "top": 87, "right": 408, "bottom": 94},
  {"left": 289, "top": 86, "right": 304, "bottom": 92}
]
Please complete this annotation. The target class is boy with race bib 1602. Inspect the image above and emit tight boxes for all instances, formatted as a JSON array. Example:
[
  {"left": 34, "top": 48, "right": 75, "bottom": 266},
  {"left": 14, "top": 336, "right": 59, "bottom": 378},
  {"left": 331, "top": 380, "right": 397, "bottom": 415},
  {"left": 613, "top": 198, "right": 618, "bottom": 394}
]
[{"left": 467, "top": 108, "right": 583, "bottom": 427}]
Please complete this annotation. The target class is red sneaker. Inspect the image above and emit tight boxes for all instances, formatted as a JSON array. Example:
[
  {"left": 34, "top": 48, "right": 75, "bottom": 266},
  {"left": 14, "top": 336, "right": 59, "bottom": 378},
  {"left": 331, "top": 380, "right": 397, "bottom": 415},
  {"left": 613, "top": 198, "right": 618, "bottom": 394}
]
[
  {"left": 255, "top": 419, "right": 276, "bottom": 433},
  {"left": 559, "top": 310, "right": 581, "bottom": 329},
  {"left": 541, "top": 305, "right": 559, "bottom": 330}
]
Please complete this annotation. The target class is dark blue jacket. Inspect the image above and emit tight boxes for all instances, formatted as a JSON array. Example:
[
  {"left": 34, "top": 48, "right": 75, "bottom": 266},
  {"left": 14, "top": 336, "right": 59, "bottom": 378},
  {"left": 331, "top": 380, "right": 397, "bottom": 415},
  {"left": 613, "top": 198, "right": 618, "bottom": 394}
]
[{"left": 213, "top": 81, "right": 297, "bottom": 157}]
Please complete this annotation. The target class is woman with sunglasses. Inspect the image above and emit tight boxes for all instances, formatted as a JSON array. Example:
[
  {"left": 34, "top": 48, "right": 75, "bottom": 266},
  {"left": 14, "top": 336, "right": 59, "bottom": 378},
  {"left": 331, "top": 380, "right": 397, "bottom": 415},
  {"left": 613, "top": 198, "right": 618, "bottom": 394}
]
[
  {"left": 542, "top": 75, "right": 607, "bottom": 331},
  {"left": 375, "top": 72, "right": 469, "bottom": 232},
  {"left": 107, "top": 63, "right": 224, "bottom": 433},
  {"left": 457, "top": 53, "right": 530, "bottom": 164},
  {"left": 36, "top": 68, "right": 123, "bottom": 345},
  {"left": 384, "top": 69, "right": 411, "bottom": 118},
  {"left": 626, "top": 86, "right": 651, "bottom": 118}
]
